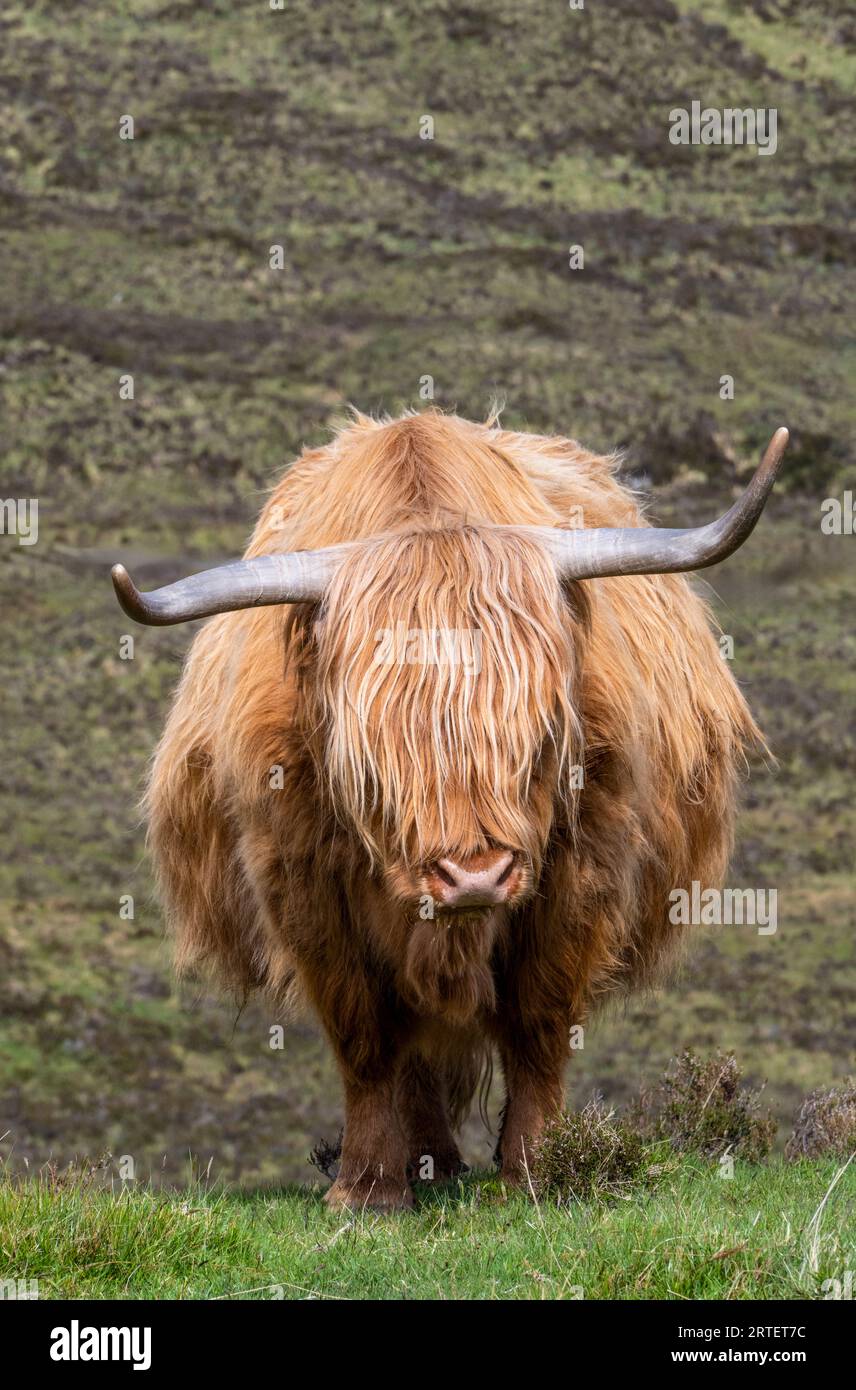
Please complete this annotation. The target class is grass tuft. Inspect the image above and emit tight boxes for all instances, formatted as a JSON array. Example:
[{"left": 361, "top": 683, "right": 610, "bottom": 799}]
[{"left": 530, "top": 1099, "right": 668, "bottom": 1203}]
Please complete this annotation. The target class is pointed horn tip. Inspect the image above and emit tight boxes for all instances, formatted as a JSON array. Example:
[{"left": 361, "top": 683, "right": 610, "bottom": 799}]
[
  {"left": 755, "top": 426, "right": 789, "bottom": 487},
  {"left": 111, "top": 563, "right": 145, "bottom": 621},
  {"left": 111, "top": 561, "right": 130, "bottom": 594},
  {"left": 770, "top": 425, "right": 789, "bottom": 455}
]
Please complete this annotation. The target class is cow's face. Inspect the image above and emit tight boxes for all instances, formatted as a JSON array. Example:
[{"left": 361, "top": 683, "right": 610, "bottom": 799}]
[{"left": 313, "top": 525, "right": 585, "bottom": 931}]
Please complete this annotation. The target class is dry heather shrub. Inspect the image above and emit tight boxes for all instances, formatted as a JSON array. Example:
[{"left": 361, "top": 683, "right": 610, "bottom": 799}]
[
  {"left": 308, "top": 1132, "right": 342, "bottom": 1181},
  {"left": 785, "top": 1080, "right": 856, "bottom": 1160},
  {"left": 530, "top": 1099, "right": 662, "bottom": 1202},
  {"left": 632, "top": 1049, "right": 775, "bottom": 1163}
]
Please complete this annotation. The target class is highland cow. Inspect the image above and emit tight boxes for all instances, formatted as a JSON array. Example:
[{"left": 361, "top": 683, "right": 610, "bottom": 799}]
[{"left": 113, "top": 410, "right": 788, "bottom": 1209}]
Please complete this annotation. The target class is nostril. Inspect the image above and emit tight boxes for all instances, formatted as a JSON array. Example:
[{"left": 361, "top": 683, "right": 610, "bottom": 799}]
[
  {"left": 494, "top": 854, "right": 515, "bottom": 888},
  {"left": 432, "top": 862, "right": 458, "bottom": 889}
]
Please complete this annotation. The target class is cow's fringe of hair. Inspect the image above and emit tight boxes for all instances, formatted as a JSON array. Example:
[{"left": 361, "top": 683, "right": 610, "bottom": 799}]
[{"left": 313, "top": 522, "right": 586, "bottom": 868}]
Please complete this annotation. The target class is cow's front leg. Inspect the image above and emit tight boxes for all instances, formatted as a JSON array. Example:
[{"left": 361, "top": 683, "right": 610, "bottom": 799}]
[
  {"left": 395, "top": 1052, "right": 466, "bottom": 1183},
  {"left": 282, "top": 877, "right": 414, "bottom": 1211},
  {"left": 327, "top": 1072, "right": 413, "bottom": 1212},
  {"left": 494, "top": 1028, "right": 568, "bottom": 1186}
]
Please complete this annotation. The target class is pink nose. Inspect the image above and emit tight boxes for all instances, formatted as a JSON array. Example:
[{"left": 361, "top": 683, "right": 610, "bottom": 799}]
[{"left": 427, "top": 850, "right": 516, "bottom": 910}]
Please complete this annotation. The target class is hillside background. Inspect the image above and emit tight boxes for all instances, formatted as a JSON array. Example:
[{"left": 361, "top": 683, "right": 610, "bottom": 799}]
[{"left": 1, "top": 0, "right": 853, "bottom": 1186}]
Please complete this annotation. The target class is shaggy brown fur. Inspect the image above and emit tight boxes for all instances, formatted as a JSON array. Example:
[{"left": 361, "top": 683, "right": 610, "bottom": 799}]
[{"left": 147, "top": 409, "right": 760, "bottom": 1209}]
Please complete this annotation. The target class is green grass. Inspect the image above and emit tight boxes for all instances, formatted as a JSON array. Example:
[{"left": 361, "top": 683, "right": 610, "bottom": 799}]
[{"left": 1, "top": 1159, "right": 853, "bottom": 1300}]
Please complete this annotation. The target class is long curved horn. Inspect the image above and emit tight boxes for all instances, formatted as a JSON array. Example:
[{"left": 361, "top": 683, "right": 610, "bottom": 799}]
[
  {"left": 530, "top": 426, "right": 788, "bottom": 580},
  {"left": 112, "top": 544, "right": 353, "bottom": 626},
  {"left": 112, "top": 428, "right": 788, "bottom": 624}
]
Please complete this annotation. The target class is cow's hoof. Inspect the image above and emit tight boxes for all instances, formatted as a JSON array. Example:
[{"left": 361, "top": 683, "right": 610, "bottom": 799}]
[
  {"left": 409, "top": 1152, "right": 469, "bottom": 1183},
  {"left": 325, "top": 1175, "right": 414, "bottom": 1212}
]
